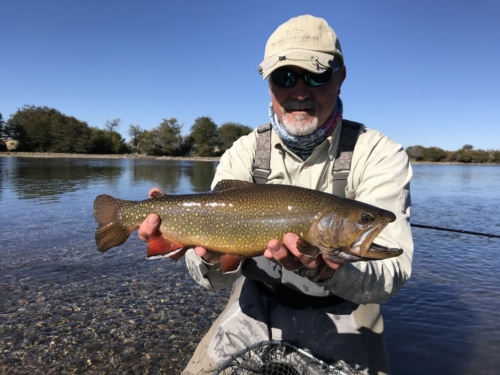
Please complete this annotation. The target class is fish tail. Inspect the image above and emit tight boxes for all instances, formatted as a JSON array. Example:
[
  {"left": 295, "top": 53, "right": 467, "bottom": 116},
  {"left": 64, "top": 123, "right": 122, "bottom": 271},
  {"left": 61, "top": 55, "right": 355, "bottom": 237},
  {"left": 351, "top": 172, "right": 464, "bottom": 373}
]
[{"left": 93, "top": 194, "right": 136, "bottom": 252}]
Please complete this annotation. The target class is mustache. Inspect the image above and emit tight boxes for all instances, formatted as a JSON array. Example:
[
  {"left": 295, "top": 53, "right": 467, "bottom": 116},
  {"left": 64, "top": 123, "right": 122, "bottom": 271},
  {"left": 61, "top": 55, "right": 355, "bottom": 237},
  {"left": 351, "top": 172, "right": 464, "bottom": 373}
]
[{"left": 282, "top": 99, "right": 317, "bottom": 111}]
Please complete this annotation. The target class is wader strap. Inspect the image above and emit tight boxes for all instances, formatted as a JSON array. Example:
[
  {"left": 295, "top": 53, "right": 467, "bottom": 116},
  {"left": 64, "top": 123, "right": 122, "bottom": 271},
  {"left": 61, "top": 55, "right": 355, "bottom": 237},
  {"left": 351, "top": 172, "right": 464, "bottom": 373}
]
[
  {"left": 332, "top": 120, "right": 362, "bottom": 197},
  {"left": 252, "top": 120, "right": 361, "bottom": 198},
  {"left": 252, "top": 123, "right": 272, "bottom": 184}
]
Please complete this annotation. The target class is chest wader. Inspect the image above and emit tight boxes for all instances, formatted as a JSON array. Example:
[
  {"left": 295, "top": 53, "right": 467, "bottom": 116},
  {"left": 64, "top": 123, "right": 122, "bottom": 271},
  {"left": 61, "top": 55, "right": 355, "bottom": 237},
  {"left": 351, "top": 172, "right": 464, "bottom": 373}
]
[
  {"left": 244, "top": 120, "right": 362, "bottom": 310},
  {"left": 181, "top": 121, "right": 390, "bottom": 374},
  {"left": 251, "top": 120, "right": 362, "bottom": 194}
]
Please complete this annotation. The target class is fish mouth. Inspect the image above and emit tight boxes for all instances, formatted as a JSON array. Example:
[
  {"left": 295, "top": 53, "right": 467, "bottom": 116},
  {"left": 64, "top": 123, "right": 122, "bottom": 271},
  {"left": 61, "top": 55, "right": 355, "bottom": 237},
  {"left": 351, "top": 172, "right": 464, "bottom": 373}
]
[
  {"left": 362, "top": 242, "right": 404, "bottom": 260},
  {"left": 351, "top": 223, "right": 386, "bottom": 257},
  {"left": 349, "top": 222, "right": 403, "bottom": 260},
  {"left": 321, "top": 222, "right": 403, "bottom": 263}
]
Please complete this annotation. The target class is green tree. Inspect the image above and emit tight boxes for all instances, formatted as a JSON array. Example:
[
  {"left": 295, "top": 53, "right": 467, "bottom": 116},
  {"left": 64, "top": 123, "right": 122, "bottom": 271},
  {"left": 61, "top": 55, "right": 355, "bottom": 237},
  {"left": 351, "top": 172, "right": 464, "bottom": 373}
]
[
  {"left": 89, "top": 127, "right": 128, "bottom": 154},
  {"left": 490, "top": 150, "right": 500, "bottom": 163},
  {"left": 105, "top": 118, "right": 121, "bottom": 132},
  {"left": 0, "top": 112, "right": 5, "bottom": 151},
  {"left": 130, "top": 119, "right": 184, "bottom": 156},
  {"left": 423, "top": 147, "right": 447, "bottom": 162},
  {"left": 470, "top": 149, "right": 489, "bottom": 163},
  {"left": 136, "top": 130, "right": 156, "bottom": 155},
  {"left": 190, "top": 116, "right": 218, "bottom": 156},
  {"left": 150, "top": 118, "right": 183, "bottom": 156},
  {"left": 177, "top": 135, "right": 194, "bottom": 156},
  {"left": 0, "top": 112, "right": 4, "bottom": 138},
  {"left": 5, "top": 105, "right": 91, "bottom": 152},
  {"left": 218, "top": 122, "right": 253, "bottom": 153},
  {"left": 462, "top": 144, "right": 473, "bottom": 151},
  {"left": 0, "top": 112, "right": 6, "bottom": 151},
  {"left": 128, "top": 124, "right": 143, "bottom": 152},
  {"left": 405, "top": 145, "right": 425, "bottom": 161},
  {"left": 454, "top": 149, "right": 473, "bottom": 163}
]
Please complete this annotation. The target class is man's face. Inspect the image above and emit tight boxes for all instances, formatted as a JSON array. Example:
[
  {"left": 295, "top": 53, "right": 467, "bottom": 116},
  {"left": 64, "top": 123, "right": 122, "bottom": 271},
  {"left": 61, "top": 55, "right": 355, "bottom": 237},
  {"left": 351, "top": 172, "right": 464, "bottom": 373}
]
[{"left": 269, "top": 65, "right": 346, "bottom": 136}]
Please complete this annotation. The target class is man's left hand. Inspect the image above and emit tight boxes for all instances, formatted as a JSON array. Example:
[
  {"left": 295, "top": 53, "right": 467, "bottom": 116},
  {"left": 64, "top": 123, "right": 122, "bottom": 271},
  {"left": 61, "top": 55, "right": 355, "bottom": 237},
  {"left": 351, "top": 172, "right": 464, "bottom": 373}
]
[{"left": 263, "top": 233, "right": 344, "bottom": 281}]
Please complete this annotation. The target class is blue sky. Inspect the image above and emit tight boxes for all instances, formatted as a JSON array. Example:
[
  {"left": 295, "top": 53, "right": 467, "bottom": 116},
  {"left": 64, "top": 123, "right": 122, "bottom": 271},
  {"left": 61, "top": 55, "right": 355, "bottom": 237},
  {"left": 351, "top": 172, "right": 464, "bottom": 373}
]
[{"left": 1, "top": 0, "right": 499, "bottom": 150}]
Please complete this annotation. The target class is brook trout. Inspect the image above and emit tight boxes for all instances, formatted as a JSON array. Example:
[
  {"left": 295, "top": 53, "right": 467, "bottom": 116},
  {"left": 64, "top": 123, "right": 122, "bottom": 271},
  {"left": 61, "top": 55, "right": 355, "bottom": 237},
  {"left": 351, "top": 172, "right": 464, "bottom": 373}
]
[{"left": 93, "top": 180, "right": 403, "bottom": 272}]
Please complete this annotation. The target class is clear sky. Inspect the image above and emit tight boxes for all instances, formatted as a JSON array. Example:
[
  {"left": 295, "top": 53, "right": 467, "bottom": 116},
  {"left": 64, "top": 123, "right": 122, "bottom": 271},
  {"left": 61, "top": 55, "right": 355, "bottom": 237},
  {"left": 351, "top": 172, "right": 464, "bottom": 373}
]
[{"left": 1, "top": 0, "right": 499, "bottom": 150}]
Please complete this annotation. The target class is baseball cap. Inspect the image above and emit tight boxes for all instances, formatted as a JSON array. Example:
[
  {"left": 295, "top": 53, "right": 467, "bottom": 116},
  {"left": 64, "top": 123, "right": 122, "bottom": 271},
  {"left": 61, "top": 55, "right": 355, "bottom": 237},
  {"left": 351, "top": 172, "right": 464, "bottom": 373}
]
[{"left": 258, "top": 15, "right": 343, "bottom": 79}]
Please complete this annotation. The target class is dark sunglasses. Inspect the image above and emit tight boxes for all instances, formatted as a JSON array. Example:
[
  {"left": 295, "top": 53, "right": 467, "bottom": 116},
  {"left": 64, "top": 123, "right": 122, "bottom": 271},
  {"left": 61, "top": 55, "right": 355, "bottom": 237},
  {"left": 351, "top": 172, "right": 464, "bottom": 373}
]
[{"left": 270, "top": 67, "right": 339, "bottom": 88}]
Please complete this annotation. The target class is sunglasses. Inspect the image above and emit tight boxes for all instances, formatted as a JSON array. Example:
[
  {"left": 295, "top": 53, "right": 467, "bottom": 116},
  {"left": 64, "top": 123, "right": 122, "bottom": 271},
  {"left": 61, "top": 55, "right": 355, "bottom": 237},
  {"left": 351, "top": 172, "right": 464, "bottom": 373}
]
[{"left": 270, "top": 66, "right": 339, "bottom": 88}]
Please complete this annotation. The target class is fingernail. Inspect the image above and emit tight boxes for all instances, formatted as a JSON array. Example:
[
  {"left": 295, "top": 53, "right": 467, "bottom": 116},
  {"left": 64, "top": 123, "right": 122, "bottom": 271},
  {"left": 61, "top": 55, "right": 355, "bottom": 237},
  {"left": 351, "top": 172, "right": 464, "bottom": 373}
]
[{"left": 148, "top": 215, "right": 159, "bottom": 225}]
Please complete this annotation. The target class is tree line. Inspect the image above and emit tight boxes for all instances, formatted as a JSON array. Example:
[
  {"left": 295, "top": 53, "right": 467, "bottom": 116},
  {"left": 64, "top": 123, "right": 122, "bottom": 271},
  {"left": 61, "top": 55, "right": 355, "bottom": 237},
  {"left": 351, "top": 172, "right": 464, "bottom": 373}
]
[
  {"left": 406, "top": 144, "right": 500, "bottom": 164},
  {"left": 0, "top": 105, "right": 253, "bottom": 156},
  {"left": 1, "top": 106, "right": 499, "bottom": 163}
]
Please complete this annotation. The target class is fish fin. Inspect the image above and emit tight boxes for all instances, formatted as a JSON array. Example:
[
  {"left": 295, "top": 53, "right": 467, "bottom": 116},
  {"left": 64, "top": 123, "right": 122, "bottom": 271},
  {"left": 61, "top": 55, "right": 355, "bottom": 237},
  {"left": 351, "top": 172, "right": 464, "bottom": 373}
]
[
  {"left": 219, "top": 254, "right": 242, "bottom": 273},
  {"left": 146, "top": 233, "right": 187, "bottom": 260},
  {"left": 212, "top": 179, "right": 254, "bottom": 193},
  {"left": 94, "top": 194, "right": 136, "bottom": 252},
  {"left": 296, "top": 238, "right": 321, "bottom": 258}
]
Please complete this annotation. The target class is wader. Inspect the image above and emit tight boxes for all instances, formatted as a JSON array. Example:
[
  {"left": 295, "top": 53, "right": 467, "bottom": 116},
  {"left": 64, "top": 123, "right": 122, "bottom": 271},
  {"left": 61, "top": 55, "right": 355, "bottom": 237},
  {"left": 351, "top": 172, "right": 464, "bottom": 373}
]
[{"left": 182, "top": 121, "right": 391, "bottom": 375}]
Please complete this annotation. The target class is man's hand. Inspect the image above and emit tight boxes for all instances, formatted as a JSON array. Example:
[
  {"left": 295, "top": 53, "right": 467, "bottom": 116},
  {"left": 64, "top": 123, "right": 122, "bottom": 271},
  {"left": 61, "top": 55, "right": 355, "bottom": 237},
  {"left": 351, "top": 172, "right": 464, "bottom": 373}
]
[
  {"left": 193, "top": 246, "right": 221, "bottom": 265},
  {"left": 264, "top": 233, "right": 344, "bottom": 281},
  {"left": 137, "top": 188, "right": 222, "bottom": 264},
  {"left": 138, "top": 188, "right": 164, "bottom": 243}
]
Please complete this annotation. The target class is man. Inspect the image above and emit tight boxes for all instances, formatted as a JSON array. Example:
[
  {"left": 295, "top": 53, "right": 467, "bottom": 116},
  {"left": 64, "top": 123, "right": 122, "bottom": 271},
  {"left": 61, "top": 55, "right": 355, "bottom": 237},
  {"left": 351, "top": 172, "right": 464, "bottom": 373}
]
[{"left": 139, "top": 15, "right": 413, "bottom": 375}]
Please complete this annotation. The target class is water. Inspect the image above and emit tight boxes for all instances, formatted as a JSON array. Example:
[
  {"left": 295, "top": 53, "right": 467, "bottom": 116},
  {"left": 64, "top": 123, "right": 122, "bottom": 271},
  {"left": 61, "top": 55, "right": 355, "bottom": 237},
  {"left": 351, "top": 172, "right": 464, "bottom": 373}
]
[
  {"left": 383, "top": 164, "right": 500, "bottom": 375},
  {"left": 0, "top": 157, "right": 225, "bottom": 374},
  {"left": 0, "top": 157, "right": 499, "bottom": 374}
]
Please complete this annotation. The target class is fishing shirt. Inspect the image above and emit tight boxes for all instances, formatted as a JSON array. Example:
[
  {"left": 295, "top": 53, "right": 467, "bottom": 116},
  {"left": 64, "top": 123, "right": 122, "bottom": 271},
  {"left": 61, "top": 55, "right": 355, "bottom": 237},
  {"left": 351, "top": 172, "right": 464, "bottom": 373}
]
[{"left": 184, "top": 119, "right": 413, "bottom": 305}]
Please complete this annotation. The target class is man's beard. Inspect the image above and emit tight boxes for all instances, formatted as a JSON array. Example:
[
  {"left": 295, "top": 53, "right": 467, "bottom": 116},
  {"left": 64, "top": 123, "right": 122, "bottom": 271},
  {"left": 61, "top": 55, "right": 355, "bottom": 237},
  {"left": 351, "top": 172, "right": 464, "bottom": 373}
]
[{"left": 280, "top": 99, "right": 318, "bottom": 136}]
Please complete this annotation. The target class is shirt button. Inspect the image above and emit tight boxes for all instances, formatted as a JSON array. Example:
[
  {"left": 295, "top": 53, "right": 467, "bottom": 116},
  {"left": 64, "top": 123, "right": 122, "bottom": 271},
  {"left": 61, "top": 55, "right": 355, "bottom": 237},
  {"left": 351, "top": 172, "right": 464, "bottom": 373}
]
[{"left": 303, "top": 163, "right": 308, "bottom": 169}]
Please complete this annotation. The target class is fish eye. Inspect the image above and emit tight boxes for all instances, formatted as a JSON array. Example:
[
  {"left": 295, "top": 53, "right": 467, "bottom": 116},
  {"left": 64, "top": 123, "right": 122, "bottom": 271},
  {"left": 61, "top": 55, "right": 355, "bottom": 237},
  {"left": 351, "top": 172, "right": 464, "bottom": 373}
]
[{"left": 361, "top": 213, "right": 373, "bottom": 224}]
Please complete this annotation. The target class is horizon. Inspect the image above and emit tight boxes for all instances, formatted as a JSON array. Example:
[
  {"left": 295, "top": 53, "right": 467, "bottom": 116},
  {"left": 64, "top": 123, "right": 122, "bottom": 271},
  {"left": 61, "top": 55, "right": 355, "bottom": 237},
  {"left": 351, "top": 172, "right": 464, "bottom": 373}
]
[{"left": 1, "top": 0, "right": 499, "bottom": 150}]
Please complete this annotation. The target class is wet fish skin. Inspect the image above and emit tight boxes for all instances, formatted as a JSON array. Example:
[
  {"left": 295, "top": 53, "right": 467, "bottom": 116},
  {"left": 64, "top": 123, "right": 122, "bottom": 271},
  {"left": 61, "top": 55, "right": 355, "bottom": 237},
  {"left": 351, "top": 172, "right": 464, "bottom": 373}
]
[{"left": 93, "top": 180, "right": 403, "bottom": 271}]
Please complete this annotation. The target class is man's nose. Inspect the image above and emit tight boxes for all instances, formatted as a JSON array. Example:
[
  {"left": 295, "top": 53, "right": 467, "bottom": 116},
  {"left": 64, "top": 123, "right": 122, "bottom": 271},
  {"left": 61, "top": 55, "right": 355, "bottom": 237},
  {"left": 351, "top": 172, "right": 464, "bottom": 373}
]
[{"left": 290, "top": 78, "right": 310, "bottom": 100}]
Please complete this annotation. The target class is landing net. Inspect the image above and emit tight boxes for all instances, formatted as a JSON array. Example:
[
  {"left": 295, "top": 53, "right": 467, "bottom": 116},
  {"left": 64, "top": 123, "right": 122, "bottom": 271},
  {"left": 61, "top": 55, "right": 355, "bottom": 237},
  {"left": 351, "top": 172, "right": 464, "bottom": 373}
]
[{"left": 212, "top": 340, "right": 363, "bottom": 375}]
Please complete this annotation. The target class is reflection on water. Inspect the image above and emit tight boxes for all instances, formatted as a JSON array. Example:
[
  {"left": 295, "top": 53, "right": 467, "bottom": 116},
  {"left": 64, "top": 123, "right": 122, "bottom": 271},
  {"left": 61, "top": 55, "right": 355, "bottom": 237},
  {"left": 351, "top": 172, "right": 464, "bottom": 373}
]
[
  {"left": 0, "top": 158, "right": 218, "bottom": 203},
  {"left": 2, "top": 157, "right": 124, "bottom": 202},
  {"left": 127, "top": 160, "right": 216, "bottom": 194},
  {"left": 0, "top": 159, "right": 499, "bottom": 374}
]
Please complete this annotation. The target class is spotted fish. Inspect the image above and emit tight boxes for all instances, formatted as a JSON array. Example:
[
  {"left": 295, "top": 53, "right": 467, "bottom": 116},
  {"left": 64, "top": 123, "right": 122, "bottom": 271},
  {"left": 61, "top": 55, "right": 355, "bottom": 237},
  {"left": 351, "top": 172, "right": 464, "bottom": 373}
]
[{"left": 93, "top": 180, "right": 403, "bottom": 272}]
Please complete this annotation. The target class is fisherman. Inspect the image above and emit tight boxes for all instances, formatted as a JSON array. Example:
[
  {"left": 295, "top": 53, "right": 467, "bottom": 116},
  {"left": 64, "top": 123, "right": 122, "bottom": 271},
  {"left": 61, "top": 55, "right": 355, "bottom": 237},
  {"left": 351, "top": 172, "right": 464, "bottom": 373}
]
[{"left": 139, "top": 15, "right": 413, "bottom": 375}]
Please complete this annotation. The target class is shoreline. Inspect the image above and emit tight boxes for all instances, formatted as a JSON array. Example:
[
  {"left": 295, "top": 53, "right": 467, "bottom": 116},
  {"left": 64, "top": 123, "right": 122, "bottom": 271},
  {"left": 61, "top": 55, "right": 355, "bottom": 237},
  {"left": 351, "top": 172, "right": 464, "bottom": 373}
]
[
  {"left": 1, "top": 152, "right": 499, "bottom": 166},
  {"left": 0, "top": 152, "right": 220, "bottom": 162}
]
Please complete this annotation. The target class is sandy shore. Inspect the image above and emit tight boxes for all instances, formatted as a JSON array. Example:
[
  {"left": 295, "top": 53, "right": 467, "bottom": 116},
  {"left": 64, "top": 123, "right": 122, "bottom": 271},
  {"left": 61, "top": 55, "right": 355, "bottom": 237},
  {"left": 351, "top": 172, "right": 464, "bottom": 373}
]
[{"left": 0, "top": 152, "right": 221, "bottom": 162}]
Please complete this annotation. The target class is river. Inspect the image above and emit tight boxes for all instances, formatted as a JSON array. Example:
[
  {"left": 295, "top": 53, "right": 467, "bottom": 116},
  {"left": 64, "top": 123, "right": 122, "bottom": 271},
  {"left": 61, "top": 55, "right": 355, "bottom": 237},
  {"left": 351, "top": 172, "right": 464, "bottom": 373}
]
[{"left": 0, "top": 157, "right": 499, "bottom": 374}]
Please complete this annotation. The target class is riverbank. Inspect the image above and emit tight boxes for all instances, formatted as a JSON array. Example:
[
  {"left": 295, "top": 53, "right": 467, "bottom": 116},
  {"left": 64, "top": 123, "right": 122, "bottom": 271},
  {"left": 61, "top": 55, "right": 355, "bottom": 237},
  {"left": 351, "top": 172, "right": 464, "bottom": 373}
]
[
  {"left": 0, "top": 152, "right": 220, "bottom": 162},
  {"left": 2, "top": 152, "right": 499, "bottom": 166}
]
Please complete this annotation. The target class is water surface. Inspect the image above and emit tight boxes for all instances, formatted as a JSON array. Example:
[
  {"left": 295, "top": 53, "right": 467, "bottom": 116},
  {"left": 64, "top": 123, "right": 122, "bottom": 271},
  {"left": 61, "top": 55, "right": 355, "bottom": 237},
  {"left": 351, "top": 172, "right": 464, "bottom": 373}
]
[{"left": 0, "top": 158, "right": 499, "bottom": 374}]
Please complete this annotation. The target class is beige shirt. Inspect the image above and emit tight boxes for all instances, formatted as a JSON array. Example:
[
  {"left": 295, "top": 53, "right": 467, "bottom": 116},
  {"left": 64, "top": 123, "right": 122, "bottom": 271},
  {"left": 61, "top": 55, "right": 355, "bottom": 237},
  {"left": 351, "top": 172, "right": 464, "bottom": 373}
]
[{"left": 185, "top": 120, "right": 413, "bottom": 304}]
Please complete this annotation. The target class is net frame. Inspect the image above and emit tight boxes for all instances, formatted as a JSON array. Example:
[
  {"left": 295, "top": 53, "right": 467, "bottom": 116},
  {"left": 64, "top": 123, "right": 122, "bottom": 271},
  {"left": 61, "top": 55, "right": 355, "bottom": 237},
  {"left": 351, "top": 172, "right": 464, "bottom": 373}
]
[{"left": 212, "top": 340, "right": 363, "bottom": 375}]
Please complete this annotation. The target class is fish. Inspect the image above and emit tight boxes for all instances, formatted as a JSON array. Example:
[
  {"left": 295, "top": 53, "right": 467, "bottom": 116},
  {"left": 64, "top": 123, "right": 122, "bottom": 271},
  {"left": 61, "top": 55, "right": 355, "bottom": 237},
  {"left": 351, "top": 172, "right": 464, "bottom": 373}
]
[{"left": 93, "top": 179, "right": 403, "bottom": 272}]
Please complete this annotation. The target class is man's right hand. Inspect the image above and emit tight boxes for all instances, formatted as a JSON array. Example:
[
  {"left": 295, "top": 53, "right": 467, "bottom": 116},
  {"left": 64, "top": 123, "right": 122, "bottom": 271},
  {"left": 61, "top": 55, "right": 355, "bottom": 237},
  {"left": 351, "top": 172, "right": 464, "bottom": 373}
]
[
  {"left": 138, "top": 188, "right": 164, "bottom": 243},
  {"left": 137, "top": 188, "right": 221, "bottom": 264}
]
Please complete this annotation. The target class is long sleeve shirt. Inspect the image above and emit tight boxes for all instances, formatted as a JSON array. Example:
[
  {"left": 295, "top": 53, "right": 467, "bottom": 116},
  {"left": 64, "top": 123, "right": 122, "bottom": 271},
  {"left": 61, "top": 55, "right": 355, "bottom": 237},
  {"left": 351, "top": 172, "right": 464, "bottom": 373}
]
[{"left": 185, "top": 119, "right": 413, "bottom": 304}]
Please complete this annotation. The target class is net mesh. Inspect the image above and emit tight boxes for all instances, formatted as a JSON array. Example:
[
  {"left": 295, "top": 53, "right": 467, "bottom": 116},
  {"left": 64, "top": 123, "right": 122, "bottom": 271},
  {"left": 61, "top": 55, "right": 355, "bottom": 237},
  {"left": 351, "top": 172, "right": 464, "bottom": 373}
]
[{"left": 212, "top": 340, "right": 363, "bottom": 375}]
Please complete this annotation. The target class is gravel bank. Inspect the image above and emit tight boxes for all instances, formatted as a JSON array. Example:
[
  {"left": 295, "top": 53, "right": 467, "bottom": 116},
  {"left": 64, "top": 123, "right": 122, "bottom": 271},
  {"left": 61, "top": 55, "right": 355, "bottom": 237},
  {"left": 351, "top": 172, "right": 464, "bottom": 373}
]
[{"left": 0, "top": 152, "right": 220, "bottom": 162}]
